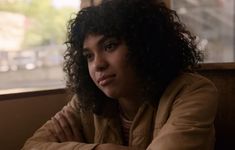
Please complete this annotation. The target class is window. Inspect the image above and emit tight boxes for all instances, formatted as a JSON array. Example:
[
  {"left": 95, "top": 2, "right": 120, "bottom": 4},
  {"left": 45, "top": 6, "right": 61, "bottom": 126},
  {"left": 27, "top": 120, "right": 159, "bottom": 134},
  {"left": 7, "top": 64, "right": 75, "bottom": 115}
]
[
  {"left": 1, "top": 0, "right": 233, "bottom": 94},
  {"left": 0, "top": 0, "right": 81, "bottom": 94},
  {"left": 172, "top": 0, "right": 234, "bottom": 63}
]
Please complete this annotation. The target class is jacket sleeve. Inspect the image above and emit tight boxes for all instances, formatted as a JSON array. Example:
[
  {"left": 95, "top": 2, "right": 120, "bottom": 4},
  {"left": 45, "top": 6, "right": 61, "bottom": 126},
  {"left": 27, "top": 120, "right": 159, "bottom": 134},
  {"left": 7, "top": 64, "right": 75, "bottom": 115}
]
[
  {"left": 147, "top": 77, "right": 218, "bottom": 150},
  {"left": 21, "top": 96, "right": 98, "bottom": 150}
]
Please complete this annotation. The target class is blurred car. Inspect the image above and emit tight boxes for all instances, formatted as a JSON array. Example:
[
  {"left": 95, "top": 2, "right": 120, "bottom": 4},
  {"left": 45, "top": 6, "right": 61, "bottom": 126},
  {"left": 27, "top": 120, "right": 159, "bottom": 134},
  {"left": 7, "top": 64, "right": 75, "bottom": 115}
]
[
  {"left": 8, "top": 51, "right": 37, "bottom": 71},
  {"left": 0, "top": 60, "right": 10, "bottom": 72},
  {"left": 10, "top": 56, "right": 36, "bottom": 71}
]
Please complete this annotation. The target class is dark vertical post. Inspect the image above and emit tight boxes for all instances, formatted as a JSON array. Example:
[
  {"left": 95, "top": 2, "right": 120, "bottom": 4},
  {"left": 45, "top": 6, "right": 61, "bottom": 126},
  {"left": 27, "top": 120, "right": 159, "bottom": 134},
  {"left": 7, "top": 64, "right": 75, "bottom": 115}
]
[{"left": 234, "top": 0, "right": 235, "bottom": 61}]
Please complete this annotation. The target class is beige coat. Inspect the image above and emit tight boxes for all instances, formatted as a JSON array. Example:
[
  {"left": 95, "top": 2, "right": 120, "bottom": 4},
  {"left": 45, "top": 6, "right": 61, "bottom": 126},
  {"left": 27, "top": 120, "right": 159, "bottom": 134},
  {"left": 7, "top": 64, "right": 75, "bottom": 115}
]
[{"left": 22, "top": 73, "right": 218, "bottom": 150}]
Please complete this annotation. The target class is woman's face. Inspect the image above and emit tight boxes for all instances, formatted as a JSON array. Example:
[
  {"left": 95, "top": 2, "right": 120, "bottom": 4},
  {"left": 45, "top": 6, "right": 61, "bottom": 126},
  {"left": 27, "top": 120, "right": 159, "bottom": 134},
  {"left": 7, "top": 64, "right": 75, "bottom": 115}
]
[{"left": 83, "top": 34, "right": 140, "bottom": 99}]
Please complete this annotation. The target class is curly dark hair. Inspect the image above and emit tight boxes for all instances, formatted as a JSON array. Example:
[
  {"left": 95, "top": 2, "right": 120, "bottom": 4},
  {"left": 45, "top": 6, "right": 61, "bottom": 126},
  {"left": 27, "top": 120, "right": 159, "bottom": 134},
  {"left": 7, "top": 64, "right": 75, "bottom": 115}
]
[{"left": 63, "top": 0, "right": 203, "bottom": 115}]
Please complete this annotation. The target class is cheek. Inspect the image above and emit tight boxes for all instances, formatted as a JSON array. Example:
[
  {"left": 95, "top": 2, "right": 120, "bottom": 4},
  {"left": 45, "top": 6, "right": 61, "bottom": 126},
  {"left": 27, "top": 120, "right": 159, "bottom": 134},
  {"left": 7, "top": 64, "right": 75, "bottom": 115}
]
[{"left": 88, "top": 65, "right": 96, "bottom": 83}]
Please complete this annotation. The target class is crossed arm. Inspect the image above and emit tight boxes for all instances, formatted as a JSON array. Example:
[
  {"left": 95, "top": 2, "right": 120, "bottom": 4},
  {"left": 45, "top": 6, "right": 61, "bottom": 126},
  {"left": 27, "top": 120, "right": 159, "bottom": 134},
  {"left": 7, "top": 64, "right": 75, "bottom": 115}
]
[
  {"left": 50, "top": 106, "right": 143, "bottom": 150},
  {"left": 22, "top": 76, "right": 218, "bottom": 150}
]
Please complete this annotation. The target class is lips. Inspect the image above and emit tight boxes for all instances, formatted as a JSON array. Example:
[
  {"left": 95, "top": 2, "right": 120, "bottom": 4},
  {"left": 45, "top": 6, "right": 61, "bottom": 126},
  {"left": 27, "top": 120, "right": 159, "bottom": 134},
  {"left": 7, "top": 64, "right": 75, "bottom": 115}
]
[{"left": 97, "top": 74, "right": 115, "bottom": 86}]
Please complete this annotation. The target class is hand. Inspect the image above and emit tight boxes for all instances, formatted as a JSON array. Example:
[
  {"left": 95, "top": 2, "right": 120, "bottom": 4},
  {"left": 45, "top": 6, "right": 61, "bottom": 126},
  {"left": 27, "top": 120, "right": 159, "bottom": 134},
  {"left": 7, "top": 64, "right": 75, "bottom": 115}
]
[
  {"left": 49, "top": 106, "right": 82, "bottom": 142},
  {"left": 94, "top": 143, "right": 144, "bottom": 150}
]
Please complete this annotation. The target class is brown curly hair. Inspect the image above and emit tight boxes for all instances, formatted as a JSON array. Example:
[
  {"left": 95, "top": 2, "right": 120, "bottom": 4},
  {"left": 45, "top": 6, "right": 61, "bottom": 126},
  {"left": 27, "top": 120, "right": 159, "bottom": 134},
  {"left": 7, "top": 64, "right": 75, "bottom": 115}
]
[{"left": 63, "top": 0, "right": 203, "bottom": 114}]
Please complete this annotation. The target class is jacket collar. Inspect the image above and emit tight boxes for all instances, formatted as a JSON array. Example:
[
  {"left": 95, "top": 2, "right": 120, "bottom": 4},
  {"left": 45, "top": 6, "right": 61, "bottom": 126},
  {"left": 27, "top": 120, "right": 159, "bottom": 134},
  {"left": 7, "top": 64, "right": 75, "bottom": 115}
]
[{"left": 96, "top": 101, "right": 156, "bottom": 148}]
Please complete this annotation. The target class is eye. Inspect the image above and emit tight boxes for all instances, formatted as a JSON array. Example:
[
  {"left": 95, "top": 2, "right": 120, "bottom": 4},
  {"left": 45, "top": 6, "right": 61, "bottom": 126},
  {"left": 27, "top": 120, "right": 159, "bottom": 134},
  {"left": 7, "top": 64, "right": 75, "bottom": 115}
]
[
  {"left": 82, "top": 51, "right": 94, "bottom": 62},
  {"left": 103, "top": 40, "right": 118, "bottom": 52}
]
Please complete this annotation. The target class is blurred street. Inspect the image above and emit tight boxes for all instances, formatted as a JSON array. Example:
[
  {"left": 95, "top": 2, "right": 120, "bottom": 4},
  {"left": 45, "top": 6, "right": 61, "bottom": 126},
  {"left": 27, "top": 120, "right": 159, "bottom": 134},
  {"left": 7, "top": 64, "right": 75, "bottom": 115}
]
[{"left": 0, "top": 66, "right": 65, "bottom": 93}]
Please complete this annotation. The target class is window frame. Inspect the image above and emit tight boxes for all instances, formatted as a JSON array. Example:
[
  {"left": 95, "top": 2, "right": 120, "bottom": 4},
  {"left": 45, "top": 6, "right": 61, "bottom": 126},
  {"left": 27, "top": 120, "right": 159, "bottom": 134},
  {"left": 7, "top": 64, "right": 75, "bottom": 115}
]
[{"left": 0, "top": 88, "right": 66, "bottom": 101}]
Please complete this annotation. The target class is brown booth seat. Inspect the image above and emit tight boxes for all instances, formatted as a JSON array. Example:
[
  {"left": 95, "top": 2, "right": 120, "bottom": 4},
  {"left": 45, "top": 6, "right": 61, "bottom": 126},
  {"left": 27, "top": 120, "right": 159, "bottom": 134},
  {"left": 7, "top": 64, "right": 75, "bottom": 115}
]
[{"left": 199, "top": 67, "right": 235, "bottom": 150}]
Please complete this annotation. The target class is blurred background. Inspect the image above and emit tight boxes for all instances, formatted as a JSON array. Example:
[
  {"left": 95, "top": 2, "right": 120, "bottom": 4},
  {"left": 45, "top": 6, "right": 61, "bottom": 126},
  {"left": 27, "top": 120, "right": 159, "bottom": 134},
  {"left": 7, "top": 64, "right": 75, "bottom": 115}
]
[
  {"left": 0, "top": 0, "right": 234, "bottom": 93},
  {"left": 173, "top": 0, "right": 234, "bottom": 63},
  {"left": 0, "top": 0, "right": 82, "bottom": 93}
]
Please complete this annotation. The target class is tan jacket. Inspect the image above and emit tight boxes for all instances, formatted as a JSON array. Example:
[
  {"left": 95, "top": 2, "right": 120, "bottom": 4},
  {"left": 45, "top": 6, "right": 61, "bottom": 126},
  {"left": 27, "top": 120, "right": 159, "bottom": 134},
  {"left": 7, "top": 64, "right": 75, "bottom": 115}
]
[{"left": 22, "top": 73, "right": 218, "bottom": 150}]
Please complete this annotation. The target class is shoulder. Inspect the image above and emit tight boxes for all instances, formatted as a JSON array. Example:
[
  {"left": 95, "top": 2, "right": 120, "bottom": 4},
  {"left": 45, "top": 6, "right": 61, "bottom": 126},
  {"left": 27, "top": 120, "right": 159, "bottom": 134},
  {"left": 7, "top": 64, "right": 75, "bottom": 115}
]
[
  {"left": 156, "top": 72, "right": 218, "bottom": 120},
  {"left": 154, "top": 72, "right": 218, "bottom": 129},
  {"left": 165, "top": 72, "right": 217, "bottom": 97},
  {"left": 171, "top": 72, "right": 218, "bottom": 103},
  {"left": 174, "top": 72, "right": 215, "bottom": 87},
  {"left": 160, "top": 72, "right": 218, "bottom": 105},
  {"left": 150, "top": 72, "right": 218, "bottom": 149}
]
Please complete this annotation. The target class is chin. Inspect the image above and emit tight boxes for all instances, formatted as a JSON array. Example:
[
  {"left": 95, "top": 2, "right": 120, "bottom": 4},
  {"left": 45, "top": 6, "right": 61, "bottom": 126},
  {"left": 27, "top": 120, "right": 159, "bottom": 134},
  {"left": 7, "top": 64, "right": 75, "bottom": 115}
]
[
  {"left": 103, "top": 90, "right": 119, "bottom": 99},
  {"left": 104, "top": 93, "right": 117, "bottom": 99},
  {"left": 99, "top": 86, "right": 121, "bottom": 99}
]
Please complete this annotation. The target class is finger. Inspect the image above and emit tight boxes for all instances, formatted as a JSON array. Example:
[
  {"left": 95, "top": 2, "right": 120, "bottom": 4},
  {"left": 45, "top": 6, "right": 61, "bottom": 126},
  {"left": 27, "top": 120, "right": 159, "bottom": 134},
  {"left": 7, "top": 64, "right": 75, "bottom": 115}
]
[
  {"left": 56, "top": 112, "right": 74, "bottom": 141},
  {"left": 51, "top": 116, "right": 66, "bottom": 142}
]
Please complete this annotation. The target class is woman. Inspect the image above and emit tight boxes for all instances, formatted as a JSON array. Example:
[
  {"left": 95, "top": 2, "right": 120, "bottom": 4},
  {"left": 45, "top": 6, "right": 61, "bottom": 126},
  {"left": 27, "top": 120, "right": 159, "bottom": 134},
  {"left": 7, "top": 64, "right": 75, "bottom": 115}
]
[{"left": 22, "top": 0, "right": 218, "bottom": 149}]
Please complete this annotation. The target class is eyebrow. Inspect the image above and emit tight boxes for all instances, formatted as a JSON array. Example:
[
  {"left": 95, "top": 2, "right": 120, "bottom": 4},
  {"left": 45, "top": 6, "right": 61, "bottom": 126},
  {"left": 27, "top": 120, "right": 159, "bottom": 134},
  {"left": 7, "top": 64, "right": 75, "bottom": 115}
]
[
  {"left": 82, "top": 36, "right": 110, "bottom": 53},
  {"left": 82, "top": 48, "right": 90, "bottom": 54}
]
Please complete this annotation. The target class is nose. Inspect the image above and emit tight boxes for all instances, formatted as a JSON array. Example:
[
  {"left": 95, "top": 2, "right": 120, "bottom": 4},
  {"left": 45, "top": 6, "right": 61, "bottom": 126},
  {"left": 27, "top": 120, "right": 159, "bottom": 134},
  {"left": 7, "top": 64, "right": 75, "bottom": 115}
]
[{"left": 93, "top": 54, "right": 108, "bottom": 71}]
